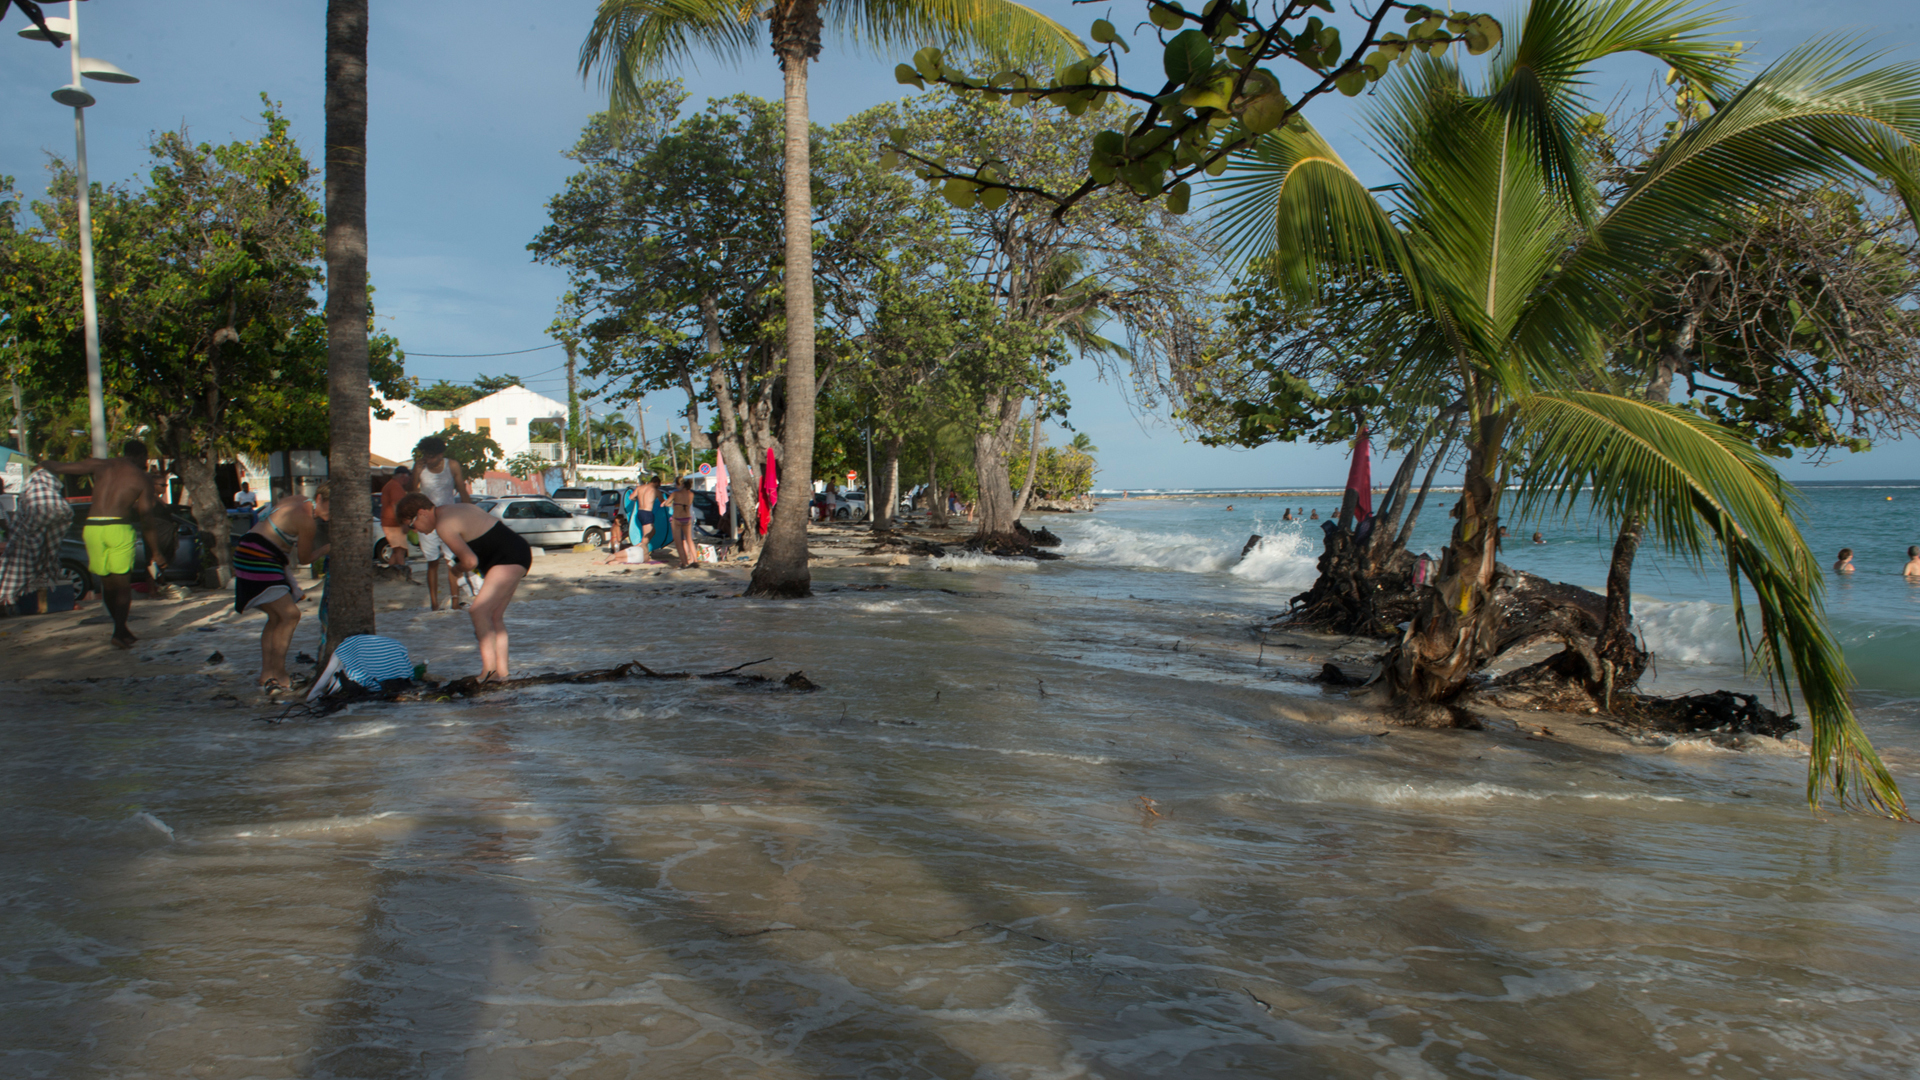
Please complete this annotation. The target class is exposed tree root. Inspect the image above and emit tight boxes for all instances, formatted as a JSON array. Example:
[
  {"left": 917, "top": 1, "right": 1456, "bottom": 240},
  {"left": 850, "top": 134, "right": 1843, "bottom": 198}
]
[
  {"left": 863, "top": 534, "right": 949, "bottom": 557},
  {"left": 966, "top": 523, "right": 1064, "bottom": 560}
]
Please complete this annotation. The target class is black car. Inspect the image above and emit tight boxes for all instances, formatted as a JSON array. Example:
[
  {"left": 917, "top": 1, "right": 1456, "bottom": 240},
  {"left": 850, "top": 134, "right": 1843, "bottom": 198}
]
[{"left": 58, "top": 504, "right": 205, "bottom": 595}]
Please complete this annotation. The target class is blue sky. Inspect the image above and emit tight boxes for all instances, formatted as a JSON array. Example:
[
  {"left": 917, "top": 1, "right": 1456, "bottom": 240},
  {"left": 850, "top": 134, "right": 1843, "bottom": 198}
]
[{"left": 3, "top": 0, "right": 1916, "bottom": 486}]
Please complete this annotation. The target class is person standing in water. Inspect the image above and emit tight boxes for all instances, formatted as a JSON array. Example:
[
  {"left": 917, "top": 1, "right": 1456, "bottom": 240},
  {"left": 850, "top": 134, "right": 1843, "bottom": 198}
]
[
  {"left": 671, "top": 476, "right": 699, "bottom": 569},
  {"left": 42, "top": 440, "right": 168, "bottom": 649},
  {"left": 411, "top": 437, "right": 473, "bottom": 610},
  {"left": 1834, "top": 548, "right": 1856, "bottom": 574},
  {"left": 395, "top": 493, "right": 530, "bottom": 681},
  {"left": 233, "top": 484, "right": 331, "bottom": 689},
  {"left": 1905, "top": 546, "right": 1920, "bottom": 579}
]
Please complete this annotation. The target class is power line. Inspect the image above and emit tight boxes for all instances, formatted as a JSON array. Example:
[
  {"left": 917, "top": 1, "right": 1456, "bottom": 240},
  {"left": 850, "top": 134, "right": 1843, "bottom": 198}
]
[{"left": 406, "top": 343, "right": 562, "bottom": 358}]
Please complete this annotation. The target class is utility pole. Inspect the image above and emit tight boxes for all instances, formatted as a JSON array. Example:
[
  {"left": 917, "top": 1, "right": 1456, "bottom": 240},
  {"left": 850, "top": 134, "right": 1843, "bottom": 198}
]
[{"left": 563, "top": 338, "right": 579, "bottom": 485}]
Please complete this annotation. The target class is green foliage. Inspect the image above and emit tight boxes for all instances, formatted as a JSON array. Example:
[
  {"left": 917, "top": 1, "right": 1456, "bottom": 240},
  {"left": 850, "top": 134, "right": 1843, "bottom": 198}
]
[
  {"left": 0, "top": 98, "right": 406, "bottom": 460},
  {"left": 882, "top": 0, "right": 1525, "bottom": 216},
  {"left": 504, "top": 450, "right": 552, "bottom": 479},
  {"left": 442, "top": 429, "right": 503, "bottom": 477},
  {"left": 411, "top": 380, "right": 482, "bottom": 411},
  {"left": 471, "top": 372, "right": 523, "bottom": 394},
  {"left": 1206, "top": 3, "right": 1920, "bottom": 814},
  {"left": 1007, "top": 428, "right": 1099, "bottom": 499},
  {"left": 528, "top": 417, "right": 565, "bottom": 443}
]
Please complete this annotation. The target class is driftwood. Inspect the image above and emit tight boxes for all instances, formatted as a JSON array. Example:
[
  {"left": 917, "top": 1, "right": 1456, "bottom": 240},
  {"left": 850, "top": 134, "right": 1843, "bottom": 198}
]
[{"left": 258, "top": 658, "right": 818, "bottom": 723}]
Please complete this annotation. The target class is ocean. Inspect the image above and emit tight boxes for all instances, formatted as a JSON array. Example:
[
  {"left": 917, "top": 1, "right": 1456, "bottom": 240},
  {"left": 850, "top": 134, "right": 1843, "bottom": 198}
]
[{"left": 2, "top": 484, "right": 1915, "bottom": 1078}]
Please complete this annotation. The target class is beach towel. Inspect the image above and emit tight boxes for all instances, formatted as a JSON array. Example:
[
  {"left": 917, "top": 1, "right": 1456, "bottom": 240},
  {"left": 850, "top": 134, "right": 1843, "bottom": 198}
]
[
  {"left": 0, "top": 469, "right": 72, "bottom": 604},
  {"left": 758, "top": 447, "right": 779, "bottom": 534},
  {"left": 714, "top": 456, "right": 730, "bottom": 519},
  {"left": 307, "top": 634, "right": 415, "bottom": 702}
]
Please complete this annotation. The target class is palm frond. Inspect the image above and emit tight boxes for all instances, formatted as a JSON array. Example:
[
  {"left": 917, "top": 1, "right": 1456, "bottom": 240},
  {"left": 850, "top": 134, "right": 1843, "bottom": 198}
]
[
  {"left": 828, "top": 0, "right": 1088, "bottom": 67},
  {"left": 1518, "top": 37, "right": 1920, "bottom": 374},
  {"left": 1484, "top": 0, "right": 1739, "bottom": 215},
  {"left": 1512, "top": 390, "right": 1906, "bottom": 816},
  {"left": 581, "top": 0, "right": 763, "bottom": 111},
  {"left": 1211, "top": 120, "right": 1407, "bottom": 301}
]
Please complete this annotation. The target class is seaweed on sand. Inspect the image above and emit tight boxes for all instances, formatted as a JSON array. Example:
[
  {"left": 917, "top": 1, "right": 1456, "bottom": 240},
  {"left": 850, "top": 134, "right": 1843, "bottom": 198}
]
[{"left": 257, "top": 659, "right": 818, "bottom": 723}]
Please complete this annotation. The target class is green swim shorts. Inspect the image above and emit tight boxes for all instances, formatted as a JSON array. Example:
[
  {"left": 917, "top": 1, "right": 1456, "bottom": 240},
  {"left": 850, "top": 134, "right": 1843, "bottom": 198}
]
[{"left": 84, "top": 520, "right": 137, "bottom": 576}]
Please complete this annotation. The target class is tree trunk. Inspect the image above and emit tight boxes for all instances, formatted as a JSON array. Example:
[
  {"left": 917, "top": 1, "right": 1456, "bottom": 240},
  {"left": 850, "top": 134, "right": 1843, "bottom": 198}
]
[
  {"left": 746, "top": 1, "right": 821, "bottom": 599},
  {"left": 1011, "top": 404, "right": 1042, "bottom": 520},
  {"left": 926, "top": 454, "right": 948, "bottom": 528},
  {"left": 1596, "top": 309, "right": 1699, "bottom": 686},
  {"left": 1382, "top": 407, "right": 1512, "bottom": 719},
  {"left": 873, "top": 434, "right": 903, "bottom": 531},
  {"left": 177, "top": 443, "right": 232, "bottom": 587},
  {"left": 704, "top": 296, "right": 761, "bottom": 555},
  {"left": 322, "top": 0, "right": 374, "bottom": 651},
  {"left": 970, "top": 391, "right": 1024, "bottom": 542}
]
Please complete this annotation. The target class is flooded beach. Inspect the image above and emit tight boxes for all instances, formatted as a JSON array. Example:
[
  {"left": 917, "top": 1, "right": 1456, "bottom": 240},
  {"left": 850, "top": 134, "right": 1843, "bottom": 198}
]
[{"left": 4, "top": 495, "right": 1919, "bottom": 1079}]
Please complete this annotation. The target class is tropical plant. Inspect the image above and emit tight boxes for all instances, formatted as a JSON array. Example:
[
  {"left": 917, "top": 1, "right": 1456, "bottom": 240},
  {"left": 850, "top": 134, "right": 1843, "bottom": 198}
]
[
  {"left": 1211, "top": 0, "right": 1920, "bottom": 814},
  {"left": 441, "top": 428, "right": 503, "bottom": 478},
  {"left": 579, "top": 0, "right": 1088, "bottom": 597},
  {"left": 505, "top": 450, "right": 552, "bottom": 479}
]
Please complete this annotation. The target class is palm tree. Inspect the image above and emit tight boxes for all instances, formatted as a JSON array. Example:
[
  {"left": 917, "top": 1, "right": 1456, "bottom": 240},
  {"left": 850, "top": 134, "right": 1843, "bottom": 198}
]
[
  {"left": 323, "top": 0, "right": 374, "bottom": 652},
  {"left": 1215, "top": 0, "right": 1920, "bottom": 814},
  {"left": 580, "top": 0, "right": 1086, "bottom": 598}
]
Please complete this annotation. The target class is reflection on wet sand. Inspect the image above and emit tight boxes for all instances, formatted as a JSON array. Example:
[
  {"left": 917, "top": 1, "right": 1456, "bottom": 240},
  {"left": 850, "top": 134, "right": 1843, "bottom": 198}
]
[{"left": 4, "top": 564, "right": 1919, "bottom": 1078}]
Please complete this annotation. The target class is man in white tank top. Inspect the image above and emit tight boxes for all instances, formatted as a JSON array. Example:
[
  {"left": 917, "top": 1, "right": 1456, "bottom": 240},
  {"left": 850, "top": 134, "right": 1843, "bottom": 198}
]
[{"left": 412, "top": 436, "right": 473, "bottom": 610}]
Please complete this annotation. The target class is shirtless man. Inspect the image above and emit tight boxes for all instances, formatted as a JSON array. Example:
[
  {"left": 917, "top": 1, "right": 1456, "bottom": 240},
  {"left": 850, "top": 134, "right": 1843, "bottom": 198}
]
[
  {"left": 378, "top": 466, "right": 416, "bottom": 567},
  {"left": 1906, "top": 546, "right": 1920, "bottom": 579},
  {"left": 395, "top": 494, "right": 530, "bottom": 680},
  {"left": 43, "top": 440, "right": 168, "bottom": 649},
  {"left": 633, "top": 475, "right": 661, "bottom": 560},
  {"left": 1834, "top": 548, "right": 1856, "bottom": 574}
]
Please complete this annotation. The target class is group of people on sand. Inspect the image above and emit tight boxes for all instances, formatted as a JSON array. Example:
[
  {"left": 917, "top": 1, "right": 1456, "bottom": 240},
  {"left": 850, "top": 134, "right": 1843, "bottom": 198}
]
[
  {"left": 601, "top": 475, "right": 703, "bottom": 570},
  {"left": 1833, "top": 547, "right": 1920, "bottom": 578}
]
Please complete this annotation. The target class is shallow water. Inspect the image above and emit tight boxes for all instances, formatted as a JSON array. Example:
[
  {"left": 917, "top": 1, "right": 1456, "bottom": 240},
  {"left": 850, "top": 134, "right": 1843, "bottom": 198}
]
[{"left": 4, "top": 501, "right": 1919, "bottom": 1078}]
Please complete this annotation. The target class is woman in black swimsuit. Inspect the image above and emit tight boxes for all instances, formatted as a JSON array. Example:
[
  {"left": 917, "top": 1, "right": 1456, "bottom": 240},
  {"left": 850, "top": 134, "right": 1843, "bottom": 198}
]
[{"left": 394, "top": 494, "right": 530, "bottom": 681}]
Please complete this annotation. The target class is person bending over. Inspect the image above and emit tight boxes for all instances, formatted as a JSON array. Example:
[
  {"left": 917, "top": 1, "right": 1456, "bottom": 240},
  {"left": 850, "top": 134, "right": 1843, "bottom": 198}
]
[
  {"left": 396, "top": 493, "right": 530, "bottom": 681},
  {"left": 233, "top": 484, "right": 331, "bottom": 689},
  {"left": 43, "top": 440, "right": 168, "bottom": 649}
]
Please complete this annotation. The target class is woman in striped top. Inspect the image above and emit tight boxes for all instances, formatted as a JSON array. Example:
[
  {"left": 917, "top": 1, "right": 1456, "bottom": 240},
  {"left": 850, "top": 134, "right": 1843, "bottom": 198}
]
[{"left": 234, "top": 484, "right": 331, "bottom": 690}]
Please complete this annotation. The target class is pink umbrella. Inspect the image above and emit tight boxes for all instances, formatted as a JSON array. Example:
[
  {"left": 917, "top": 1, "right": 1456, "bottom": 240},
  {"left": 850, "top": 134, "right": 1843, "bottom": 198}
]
[{"left": 1344, "top": 426, "right": 1373, "bottom": 524}]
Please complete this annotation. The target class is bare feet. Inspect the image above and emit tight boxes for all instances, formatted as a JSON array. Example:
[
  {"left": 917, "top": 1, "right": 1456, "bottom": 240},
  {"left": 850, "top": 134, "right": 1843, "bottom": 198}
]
[{"left": 110, "top": 632, "right": 137, "bottom": 650}]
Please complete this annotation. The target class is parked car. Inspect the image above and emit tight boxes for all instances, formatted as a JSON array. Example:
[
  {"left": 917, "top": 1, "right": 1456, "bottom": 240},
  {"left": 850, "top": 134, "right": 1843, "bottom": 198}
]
[
  {"left": 550, "top": 487, "right": 605, "bottom": 517},
  {"left": 475, "top": 496, "right": 608, "bottom": 549},
  {"left": 591, "top": 489, "right": 625, "bottom": 521},
  {"left": 59, "top": 502, "right": 205, "bottom": 596}
]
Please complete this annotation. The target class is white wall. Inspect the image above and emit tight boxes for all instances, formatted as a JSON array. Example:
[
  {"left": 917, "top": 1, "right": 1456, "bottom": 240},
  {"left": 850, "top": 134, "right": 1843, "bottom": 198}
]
[{"left": 369, "top": 386, "right": 567, "bottom": 465}]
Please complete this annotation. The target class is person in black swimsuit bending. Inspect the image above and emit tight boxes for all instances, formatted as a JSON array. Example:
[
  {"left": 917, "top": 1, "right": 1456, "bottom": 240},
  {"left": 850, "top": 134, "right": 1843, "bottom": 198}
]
[{"left": 395, "top": 494, "right": 531, "bottom": 681}]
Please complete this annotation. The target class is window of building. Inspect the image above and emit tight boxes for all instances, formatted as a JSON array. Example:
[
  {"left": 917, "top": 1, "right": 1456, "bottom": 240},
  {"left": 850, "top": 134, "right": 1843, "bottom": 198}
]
[
  {"left": 507, "top": 417, "right": 518, "bottom": 425},
  {"left": 443, "top": 418, "right": 459, "bottom": 430},
  {"left": 476, "top": 419, "right": 491, "bottom": 435}
]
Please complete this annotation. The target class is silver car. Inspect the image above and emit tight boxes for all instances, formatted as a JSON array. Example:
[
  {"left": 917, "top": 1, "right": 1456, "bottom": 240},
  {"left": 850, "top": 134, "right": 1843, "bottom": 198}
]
[{"left": 476, "top": 496, "right": 608, "bottom": 549}]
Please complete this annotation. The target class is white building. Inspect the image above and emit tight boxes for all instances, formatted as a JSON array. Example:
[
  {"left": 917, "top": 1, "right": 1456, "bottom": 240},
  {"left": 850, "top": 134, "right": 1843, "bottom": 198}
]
[{"left": 368, "top": 386, "right": 568, "bottom": 466}]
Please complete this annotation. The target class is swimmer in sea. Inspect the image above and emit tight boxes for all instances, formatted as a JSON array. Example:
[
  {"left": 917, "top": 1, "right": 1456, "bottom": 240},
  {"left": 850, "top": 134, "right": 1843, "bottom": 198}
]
[
  {"left": 1834, "top": 548, "right": 1855, "bottom": 574},
  {"left": 1224, "top": 504, "right": 1235, "bottom": 511},
  {"left": 1282, "top": 508, "right": 1293, "bottom": 521},
  {"left": 1906, "top": 546, "right": 1920, "bottom": 579},
  {"left": 1532, "top": 531, "right": 1546, "bottom": 544}
]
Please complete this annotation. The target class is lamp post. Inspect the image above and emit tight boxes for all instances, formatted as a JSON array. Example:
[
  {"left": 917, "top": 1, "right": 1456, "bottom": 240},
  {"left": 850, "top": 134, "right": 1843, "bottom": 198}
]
[{"left": 18, "top": 1, "right": 139, "bottom": 459}]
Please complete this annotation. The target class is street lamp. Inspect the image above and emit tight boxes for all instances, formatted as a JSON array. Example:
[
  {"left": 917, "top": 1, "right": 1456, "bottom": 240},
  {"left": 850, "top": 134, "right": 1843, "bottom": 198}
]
[{"left": 18, "top": 1, "right": 139, "bottom": 459}]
